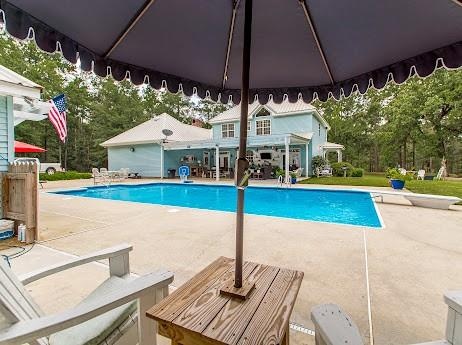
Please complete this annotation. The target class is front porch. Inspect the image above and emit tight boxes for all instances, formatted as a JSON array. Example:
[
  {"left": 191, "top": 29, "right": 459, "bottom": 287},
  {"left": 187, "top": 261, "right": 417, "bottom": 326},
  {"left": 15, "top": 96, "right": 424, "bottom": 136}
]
[{"left": 162, "top": 133, "right": 311, "bottom": 181}]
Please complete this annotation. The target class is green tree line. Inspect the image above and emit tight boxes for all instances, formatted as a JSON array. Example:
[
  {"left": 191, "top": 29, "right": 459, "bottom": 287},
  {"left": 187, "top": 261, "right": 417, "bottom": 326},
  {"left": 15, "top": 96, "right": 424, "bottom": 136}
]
[
  {"left": 315, "top": 69, "right": 462, "bottom": 174},
  {"left": 0, "top": 34, "right": 226, "bottom": 171},
  {"left": 1, "top": 33, "right": 461, "bottom": 174}
]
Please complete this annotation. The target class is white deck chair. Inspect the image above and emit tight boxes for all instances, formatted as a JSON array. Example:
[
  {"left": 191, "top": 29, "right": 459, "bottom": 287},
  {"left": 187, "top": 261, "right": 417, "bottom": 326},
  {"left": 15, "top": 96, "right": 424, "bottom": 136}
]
[
  {"left": 120, "top": 168, "right": 129, "bottom": 180},
  {"left": 294, "top": 168, "right": 304, "bottom": 178},
  {"left": 435, "top": 166, "right": 446, "bottom": 180},
  {"left": 311, "top": 290, "right": 462, "bottom": 345},
  {"left": 0, "top": 244, "right": 173, "bottom": 345},
  {"left": 417, "top": 169, "right": 425, "bottom": 180},
  {"left": 315, "top": 166, "right": 333, "bottom": 178},
  {"left": 398, "top": 168, "right": 407, "bottom": 175}
]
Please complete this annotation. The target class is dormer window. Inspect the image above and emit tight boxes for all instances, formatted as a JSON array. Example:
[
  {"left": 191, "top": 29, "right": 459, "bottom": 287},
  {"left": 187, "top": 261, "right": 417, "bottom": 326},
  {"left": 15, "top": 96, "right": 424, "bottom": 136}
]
[
  {"left": 221, "top": 123, "right": 235, "bottom": 138},
  {"left": 255, "top": 108, "right": 270, "bottom": 117}
]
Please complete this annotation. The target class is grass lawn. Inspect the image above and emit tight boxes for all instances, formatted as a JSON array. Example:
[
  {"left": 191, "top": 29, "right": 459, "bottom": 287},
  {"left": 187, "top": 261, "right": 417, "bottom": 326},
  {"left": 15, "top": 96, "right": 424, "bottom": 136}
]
[
  {"left": 299, "top": 174, "right": 390, "bottom": 187},
  {"left": 300, "top": 173, "right": 462, "bottom": 203}
]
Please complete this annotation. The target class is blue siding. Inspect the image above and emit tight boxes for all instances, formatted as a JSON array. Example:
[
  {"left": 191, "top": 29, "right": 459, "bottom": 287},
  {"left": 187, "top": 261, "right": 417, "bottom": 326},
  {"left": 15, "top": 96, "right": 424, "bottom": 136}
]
[
  {"left": 271, "top": 114, "right": 313, "bottom": 135},
  {"left": 212, "top": 113, "right": 314, "bottom": 139},
  {"left": 212, "top": 121, "right": 238, "bottom": 139},
  {"left": 108, "top": 144, "right": 161, "bottom": 177},
  {"left": 0, "top": 95, "right": 14, "bottom": 172},
  {"left": 311, "top": 115, "right": 327, "bottom": 157}
]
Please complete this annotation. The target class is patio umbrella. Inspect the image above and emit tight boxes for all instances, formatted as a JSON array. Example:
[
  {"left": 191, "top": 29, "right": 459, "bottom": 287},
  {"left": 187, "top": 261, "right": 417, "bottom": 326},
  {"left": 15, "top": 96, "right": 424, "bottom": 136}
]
[
  {"left": 2, "top": 0, "right": 461, "bottom": 291},
  {"left": 14, "top": 140, "right": 46, "bottom": 153}
]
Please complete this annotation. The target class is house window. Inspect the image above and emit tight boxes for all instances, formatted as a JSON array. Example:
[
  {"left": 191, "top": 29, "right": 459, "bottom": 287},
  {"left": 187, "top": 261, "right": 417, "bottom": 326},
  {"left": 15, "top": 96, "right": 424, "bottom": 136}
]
[
  {"left": 318, "top": 123, "right": 321, "bottom": 136},
  {"left": 221, "top": 123, "right": 235, "bottom": 138},
  {"left": 255, "top": 108, "right": 271, "bottom": 117},
  {"left": 256, "top": 119, "right": 271, "bottom": 136},
  {"left": 247, "top": 121, "right": 251, "bottom": 133}
]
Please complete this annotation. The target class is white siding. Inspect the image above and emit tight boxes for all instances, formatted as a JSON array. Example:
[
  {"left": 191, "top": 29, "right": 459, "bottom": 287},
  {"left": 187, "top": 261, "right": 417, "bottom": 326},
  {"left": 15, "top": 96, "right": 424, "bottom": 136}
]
[{"left": 108, "top": 144, "right": 161, "bottom": 177}]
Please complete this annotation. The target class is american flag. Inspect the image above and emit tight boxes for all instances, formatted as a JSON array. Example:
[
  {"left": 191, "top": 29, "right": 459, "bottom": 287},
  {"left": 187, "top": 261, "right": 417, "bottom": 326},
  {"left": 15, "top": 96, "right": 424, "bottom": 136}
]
[{"left": 48, "top": 94, "right": 67, "bottom": 143}]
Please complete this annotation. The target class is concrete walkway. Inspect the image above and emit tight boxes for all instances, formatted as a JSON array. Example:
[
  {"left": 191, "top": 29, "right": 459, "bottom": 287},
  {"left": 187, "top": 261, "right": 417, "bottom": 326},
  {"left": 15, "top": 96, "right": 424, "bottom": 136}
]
[{"left": 3, "top": 178, "right": 462, "bottom": 345}]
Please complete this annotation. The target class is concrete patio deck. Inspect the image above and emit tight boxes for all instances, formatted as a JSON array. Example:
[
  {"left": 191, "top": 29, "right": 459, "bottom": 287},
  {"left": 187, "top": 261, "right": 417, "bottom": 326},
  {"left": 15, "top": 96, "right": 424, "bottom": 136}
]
[{"left": 2, "top": 178, "right": 462, "bottom": 345}]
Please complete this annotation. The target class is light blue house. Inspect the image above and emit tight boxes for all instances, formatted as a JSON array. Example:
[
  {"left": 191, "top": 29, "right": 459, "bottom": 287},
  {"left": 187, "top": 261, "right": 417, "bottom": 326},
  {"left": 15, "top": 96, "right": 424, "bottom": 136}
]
[{"left": 102, "top": 100, "right": 344, "bottom": 179}]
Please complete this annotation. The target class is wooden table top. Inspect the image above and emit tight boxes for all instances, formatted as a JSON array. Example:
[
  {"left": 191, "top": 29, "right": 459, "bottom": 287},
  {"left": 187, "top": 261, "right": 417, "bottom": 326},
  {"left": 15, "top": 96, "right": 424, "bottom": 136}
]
[{"left": 146, "top": 257, "right": 304, "bottom": 345}]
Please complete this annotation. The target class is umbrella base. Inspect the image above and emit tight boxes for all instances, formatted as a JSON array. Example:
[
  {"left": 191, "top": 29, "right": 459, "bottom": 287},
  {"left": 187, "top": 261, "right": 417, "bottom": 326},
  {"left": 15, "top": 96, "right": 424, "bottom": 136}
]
[{"left": 220, "top": 279, "right": 255, "bottom": 300}]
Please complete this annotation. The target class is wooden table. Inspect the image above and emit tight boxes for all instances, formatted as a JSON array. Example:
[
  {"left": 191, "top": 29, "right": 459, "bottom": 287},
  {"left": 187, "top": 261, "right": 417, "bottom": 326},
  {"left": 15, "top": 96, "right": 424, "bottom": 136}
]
[{"left": 146, "top": 257, "right": 303, "bottom": 345}]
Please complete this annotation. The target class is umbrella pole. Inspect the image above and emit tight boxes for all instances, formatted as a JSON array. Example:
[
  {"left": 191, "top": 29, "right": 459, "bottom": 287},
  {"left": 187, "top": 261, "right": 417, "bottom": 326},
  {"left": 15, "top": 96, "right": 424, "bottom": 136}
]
[{"left": 235, "top": 0, "right": 253, "bottom": 289}]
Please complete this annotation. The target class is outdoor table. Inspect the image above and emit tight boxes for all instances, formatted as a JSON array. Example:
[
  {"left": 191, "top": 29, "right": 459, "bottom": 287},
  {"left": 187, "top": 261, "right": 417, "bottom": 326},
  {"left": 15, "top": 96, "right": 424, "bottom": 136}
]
[{"left": 146, "top": 257, "right": 303, "bottom": 345}]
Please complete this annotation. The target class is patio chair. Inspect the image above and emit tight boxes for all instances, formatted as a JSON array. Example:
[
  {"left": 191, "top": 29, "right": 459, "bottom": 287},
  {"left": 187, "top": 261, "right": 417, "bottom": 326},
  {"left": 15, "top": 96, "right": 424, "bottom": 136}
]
[
  {"left": 311, "top": 290, "right": 462, "bottom": 345},
  {"left": 417, "top": 169, "right": 425, "bottom": 180},
  {"left": 99, "top": 168, "right": 113, "bottom": 182},
  {"left": 435, "top": 166, "right": 446, "bottom": 181},
  {"left": 293, "top": 167, "right": 304, "bottom": 178},
  {"left": 92, "top": 168, "right": 106, "bottom": 185},
  {"left": 119, "top": 168, "right": 129, "bottom": 180},
  {"left": 398, "top": 168, "right": 407, "bottom": 175},
  {"left": 0, "top": 244, "right": 173, "bottom": 345},
  {"left": 315, "top": 166, "right": 333, "bottom": 178},
  {"left": 311, "top": 304, "right": 364, "bottom": 345}
]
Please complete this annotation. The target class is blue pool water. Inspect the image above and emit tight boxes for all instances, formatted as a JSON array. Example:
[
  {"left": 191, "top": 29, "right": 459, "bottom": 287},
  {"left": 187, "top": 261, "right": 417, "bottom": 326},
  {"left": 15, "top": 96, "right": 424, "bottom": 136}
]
[{"left": 53, "top": 183, "right": 382, "bottom": 228}]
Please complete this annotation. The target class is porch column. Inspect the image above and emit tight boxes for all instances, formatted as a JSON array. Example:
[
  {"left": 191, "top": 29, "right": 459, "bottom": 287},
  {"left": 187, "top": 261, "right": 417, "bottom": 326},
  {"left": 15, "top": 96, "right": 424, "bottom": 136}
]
[
  {"left": 160, "top": 142, "right": 164, "bottom": 179},
  {"left": 285, "top": 136, "right": 290, "bottom": 183},
  {"left": 305, "top": 142, "right": 309, "bottom": 177},
  {"left": 215, "top": 145, "right": 220, "bottom": 181},
  {"left": 337, "top": 149, "right": 343, "bottom": 162}
]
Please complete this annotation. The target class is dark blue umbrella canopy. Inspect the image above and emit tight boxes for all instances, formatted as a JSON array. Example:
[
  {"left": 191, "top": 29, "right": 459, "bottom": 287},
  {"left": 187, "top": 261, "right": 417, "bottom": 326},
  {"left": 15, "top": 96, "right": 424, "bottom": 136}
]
[
  {"left": 1, "top": 0, "right": 461, "bottom": 104},
  {"left": 2, "top": 0, "right": 461, "bottom": 290}
]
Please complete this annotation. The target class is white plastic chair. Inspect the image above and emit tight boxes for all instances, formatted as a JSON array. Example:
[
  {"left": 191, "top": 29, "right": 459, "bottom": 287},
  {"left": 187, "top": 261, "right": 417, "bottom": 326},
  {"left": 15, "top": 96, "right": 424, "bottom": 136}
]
[
  {"left": 0, "top": 244, "right": 173, "bottom": 345},
  {"left": 417, "top": 169, "right": 425, "bottom": 180}
]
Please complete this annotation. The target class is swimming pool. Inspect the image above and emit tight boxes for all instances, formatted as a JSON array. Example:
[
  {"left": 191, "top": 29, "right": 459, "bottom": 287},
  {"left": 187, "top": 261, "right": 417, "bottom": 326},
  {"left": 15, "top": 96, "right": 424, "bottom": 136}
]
[{"left": 53, "top": 183, "right": 382, "bottom": 228}]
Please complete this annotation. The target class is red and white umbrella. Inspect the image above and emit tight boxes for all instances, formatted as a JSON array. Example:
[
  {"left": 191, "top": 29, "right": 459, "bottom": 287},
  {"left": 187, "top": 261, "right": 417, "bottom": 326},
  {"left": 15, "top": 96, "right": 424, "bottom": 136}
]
[{"left": 14, "top": 140, "right": 46, "bottom": 153}]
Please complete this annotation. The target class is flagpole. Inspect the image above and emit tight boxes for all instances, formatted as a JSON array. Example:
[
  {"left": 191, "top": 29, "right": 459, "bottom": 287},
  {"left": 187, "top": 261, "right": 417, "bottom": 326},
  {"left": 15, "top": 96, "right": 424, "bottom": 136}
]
[{"left": 58, "top": 144, "right": 62, "bottom": 167}]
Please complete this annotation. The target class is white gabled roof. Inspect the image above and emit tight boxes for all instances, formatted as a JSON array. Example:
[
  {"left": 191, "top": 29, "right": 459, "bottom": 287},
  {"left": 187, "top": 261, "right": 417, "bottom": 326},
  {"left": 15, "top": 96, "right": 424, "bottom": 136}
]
[
  {"left": 101, "top": 113, "right": 212, "bottom": 147},
  {"left": 0, "top": 64, "right": 51, "bottom": 126},
  {"left": 209, "top": 99, "right": 329, "bottom": 128},
  {"left": 322, "top": 142, "right": 345, "bottom": 150},
  {"left": 0, "top": 65, "right": 42, "bottom": 89}
]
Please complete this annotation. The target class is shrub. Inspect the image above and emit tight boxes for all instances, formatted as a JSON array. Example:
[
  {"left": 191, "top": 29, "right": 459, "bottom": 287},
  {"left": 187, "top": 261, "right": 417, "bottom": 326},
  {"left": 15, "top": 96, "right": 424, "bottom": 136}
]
[
  {"left": 312, "top": 155, "right": 327, "bottom": 172},
  {"left": 39, "top": 171, "right": 93, "bottom": 181},
  {"left": 385, "top": 167, "right": 412, "bottom": 181},
  {"left": 351, "top": 168, "right": 364, "bottom": 177},
  {"left": 331, "top": 162, "right": 354, "bottom": 177}
]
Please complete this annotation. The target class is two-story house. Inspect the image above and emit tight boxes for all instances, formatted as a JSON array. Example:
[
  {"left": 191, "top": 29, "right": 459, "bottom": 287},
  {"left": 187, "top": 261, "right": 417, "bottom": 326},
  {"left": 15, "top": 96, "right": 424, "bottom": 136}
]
[{"left": 101, "top": 100, "right": 344, "bottom": 179}]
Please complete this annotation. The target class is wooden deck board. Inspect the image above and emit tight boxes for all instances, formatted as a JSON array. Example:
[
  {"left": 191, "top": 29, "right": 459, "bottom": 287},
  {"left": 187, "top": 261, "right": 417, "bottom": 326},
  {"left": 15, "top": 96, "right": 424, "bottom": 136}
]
[
  {"left": 173, "top": 261, "right": 258, "bottom": 333},
  {"left": 147, "top": 256, "right": 233, "bottom": 323},
  {"left": 237, "top": 270, "right": 304, "bottom": 345},
  {"left": 202, "top": 265, "right": 280, "bottom": 344}
]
